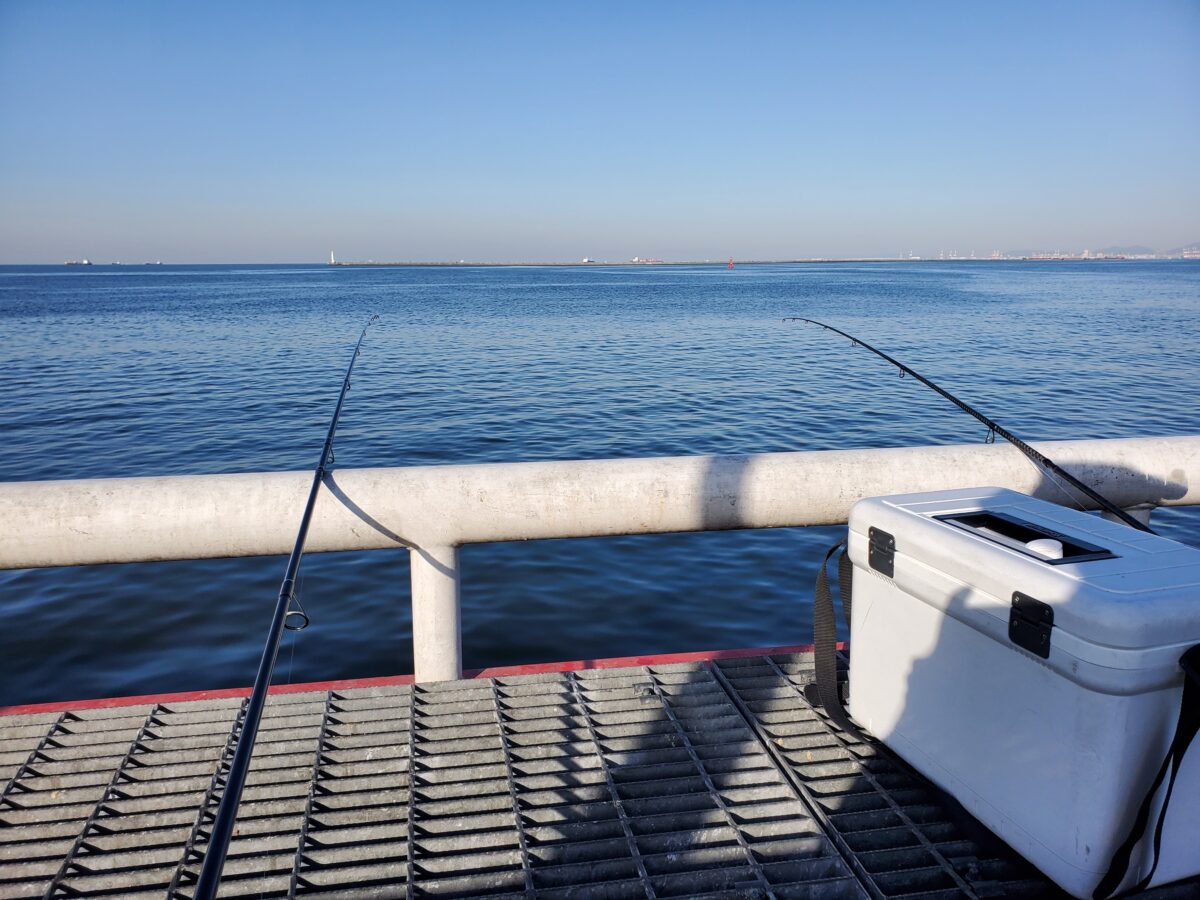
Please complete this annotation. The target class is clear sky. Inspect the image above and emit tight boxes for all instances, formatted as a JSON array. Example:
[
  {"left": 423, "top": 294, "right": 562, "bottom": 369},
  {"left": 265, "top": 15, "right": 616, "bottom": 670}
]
[{"left": 1, "top": 0, "right": 1197, "bottom": 263}]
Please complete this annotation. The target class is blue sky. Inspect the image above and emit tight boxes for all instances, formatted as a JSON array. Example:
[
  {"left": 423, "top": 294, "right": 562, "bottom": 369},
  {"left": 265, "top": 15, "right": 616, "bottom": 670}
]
[{"left": 1, "top": 1, "right": 1197, "bottom": 262}]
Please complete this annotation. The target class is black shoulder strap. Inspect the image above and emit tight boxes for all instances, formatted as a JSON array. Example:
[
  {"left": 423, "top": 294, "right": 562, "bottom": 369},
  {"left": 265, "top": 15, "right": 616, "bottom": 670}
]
[
  {"left": 1094, "top": 643, "right": 1200, "bottom": 899},
  {"left": 808, "top": 540, "right": 868, "bottom": 742}
]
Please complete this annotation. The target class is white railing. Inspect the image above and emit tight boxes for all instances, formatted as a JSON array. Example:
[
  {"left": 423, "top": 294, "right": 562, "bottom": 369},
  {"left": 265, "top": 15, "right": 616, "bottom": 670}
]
[{"left": 2, "top": 436, "right": 1198, "bottom": 681}]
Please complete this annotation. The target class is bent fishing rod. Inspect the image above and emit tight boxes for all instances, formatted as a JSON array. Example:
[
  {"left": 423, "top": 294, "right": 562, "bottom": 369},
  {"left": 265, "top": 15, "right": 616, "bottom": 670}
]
[
  {"left": 784, "top": 317, "right": 1155, "bottom": 534},
  {"left": 194, "top": 314, "right": 380, "bottom": 900}
]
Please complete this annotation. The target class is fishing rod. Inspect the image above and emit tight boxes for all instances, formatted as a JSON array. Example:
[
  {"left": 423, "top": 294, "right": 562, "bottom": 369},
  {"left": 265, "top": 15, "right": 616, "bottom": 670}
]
[
  {"left": 784, "top": 317, "right": 1155, "bottom": 534},
  {"left": 194, "top": 314, "right": 380, "bottom": 900}
]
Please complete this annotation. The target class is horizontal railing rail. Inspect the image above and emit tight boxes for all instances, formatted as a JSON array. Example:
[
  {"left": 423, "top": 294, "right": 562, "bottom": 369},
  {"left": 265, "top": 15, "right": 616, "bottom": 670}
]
[{"left": 2, "top": 435, "right": 1198, "bottom": 680}]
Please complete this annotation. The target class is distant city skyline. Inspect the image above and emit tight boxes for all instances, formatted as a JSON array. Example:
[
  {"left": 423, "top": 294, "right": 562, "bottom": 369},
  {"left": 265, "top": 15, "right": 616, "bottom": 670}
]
[
  {"left": 319, "top": 243, "right": 1196, "bottom": 266},
  {"left": 1, "top": 1, "right": 1198, "bottom": 264}
]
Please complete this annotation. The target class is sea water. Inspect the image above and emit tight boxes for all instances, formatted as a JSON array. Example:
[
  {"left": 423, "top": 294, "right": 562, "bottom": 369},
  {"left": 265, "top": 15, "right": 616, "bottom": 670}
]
[{"left": 1, "top": 261, "right": 1197, "bottom": 704}]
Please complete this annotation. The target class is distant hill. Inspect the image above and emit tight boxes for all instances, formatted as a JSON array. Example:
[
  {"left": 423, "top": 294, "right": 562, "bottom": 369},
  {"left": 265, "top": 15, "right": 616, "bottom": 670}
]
[
  {"left": 1096, "top": 245, "right": 1154, "bottom": 255},
  {"left": 1165, "top": 242, "right": 1200, "bottom": 255}
]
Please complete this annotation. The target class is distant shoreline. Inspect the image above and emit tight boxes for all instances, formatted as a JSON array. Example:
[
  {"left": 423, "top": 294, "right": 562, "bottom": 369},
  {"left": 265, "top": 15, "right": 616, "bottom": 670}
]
[
  {"left": 328, "top": 256, "right": 1182, "bottom": 268},
  {"left": 332, "top": 259, "right": 895, "bottom": 267},
  {"left": 4, "top": 257, "right": 1195, "bottom": 268}
]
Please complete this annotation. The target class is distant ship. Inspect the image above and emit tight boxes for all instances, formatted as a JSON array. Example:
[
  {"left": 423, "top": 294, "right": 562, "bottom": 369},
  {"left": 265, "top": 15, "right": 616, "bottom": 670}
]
[{"left": 64, "top": 259, "right": 92, "bottom": 266}]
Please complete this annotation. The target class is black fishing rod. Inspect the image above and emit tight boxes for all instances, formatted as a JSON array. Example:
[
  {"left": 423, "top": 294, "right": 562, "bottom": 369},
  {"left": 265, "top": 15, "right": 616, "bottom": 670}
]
[
  {"left": 194, "top": 314, "right": 380, "bottom": 900},
  {"left": 784, "top": 316, "right": 1155, "bottom": 534}
]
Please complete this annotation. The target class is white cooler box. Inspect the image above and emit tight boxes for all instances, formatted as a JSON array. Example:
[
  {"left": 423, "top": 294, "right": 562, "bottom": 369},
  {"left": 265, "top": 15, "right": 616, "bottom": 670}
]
[{"left": 845, "top": 487, "right": 1200, "bottom": 898}]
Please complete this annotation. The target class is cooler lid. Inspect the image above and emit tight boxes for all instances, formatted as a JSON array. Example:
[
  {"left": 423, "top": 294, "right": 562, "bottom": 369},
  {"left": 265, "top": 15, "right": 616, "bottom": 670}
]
[{"left": 848, "top": 487, "right": 1200, "bottom": 653}]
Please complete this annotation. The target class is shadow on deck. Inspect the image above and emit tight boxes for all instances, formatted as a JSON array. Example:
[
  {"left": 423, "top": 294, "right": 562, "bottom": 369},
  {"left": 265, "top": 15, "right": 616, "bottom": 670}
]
[{"left": 1, "top": 651, "right": 1196, "bottom": 899}]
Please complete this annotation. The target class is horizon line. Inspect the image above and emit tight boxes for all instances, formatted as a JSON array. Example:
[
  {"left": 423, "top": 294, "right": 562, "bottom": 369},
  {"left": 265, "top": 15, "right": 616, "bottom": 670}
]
[{"left": 4, "top": 255, "right": 1198, "bottom": 268}]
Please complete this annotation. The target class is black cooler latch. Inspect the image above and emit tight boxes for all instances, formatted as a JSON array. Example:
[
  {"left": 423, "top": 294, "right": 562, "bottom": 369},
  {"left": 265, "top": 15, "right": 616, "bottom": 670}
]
[
  {"left": 1009, "top": 592, "right": 1053, "bottom": 658},
  {"left": 867, "top": 526, "right": 895, "bottom": 577}
]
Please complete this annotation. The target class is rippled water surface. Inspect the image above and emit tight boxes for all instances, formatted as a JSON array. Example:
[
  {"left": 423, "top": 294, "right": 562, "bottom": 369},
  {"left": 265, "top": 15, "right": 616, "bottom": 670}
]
[{"left": 1, "top": 261, "right": 1197, "bottom": 704}]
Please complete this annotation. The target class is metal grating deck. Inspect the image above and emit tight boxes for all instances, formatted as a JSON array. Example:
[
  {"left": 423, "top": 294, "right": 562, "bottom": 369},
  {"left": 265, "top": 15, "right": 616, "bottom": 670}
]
[{"left": 0, "top": 652, "right": 1196, "bottom": 900}]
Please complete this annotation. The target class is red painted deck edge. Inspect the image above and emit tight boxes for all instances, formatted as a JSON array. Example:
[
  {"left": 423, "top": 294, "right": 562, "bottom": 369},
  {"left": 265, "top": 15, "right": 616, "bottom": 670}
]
[{"left": 0, "top": 644, "right": 824, "bottom": 716}]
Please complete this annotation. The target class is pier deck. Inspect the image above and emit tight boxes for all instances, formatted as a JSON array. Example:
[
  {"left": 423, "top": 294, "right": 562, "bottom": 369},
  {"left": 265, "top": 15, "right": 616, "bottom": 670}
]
[{"left": 1, "top": 650, "right": 1194, "bottom": 899}]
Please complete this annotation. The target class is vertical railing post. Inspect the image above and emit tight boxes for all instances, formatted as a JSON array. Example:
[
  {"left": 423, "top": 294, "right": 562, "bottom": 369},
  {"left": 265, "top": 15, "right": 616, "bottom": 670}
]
[{"left": 409, "top": 544, "right": 462, "bottom": 682}]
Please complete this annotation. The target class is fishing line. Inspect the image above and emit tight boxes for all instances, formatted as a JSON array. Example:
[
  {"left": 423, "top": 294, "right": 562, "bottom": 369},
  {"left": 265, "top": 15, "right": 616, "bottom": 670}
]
[
  {"left": 784, "top": 317, "right": 1155, "bottom": 534},
  {"left": 286, "top": 571, "right": 305, "bottom": 687},
  {"left": 286, "top": 633, "right": 297, "bottom": 687}
]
